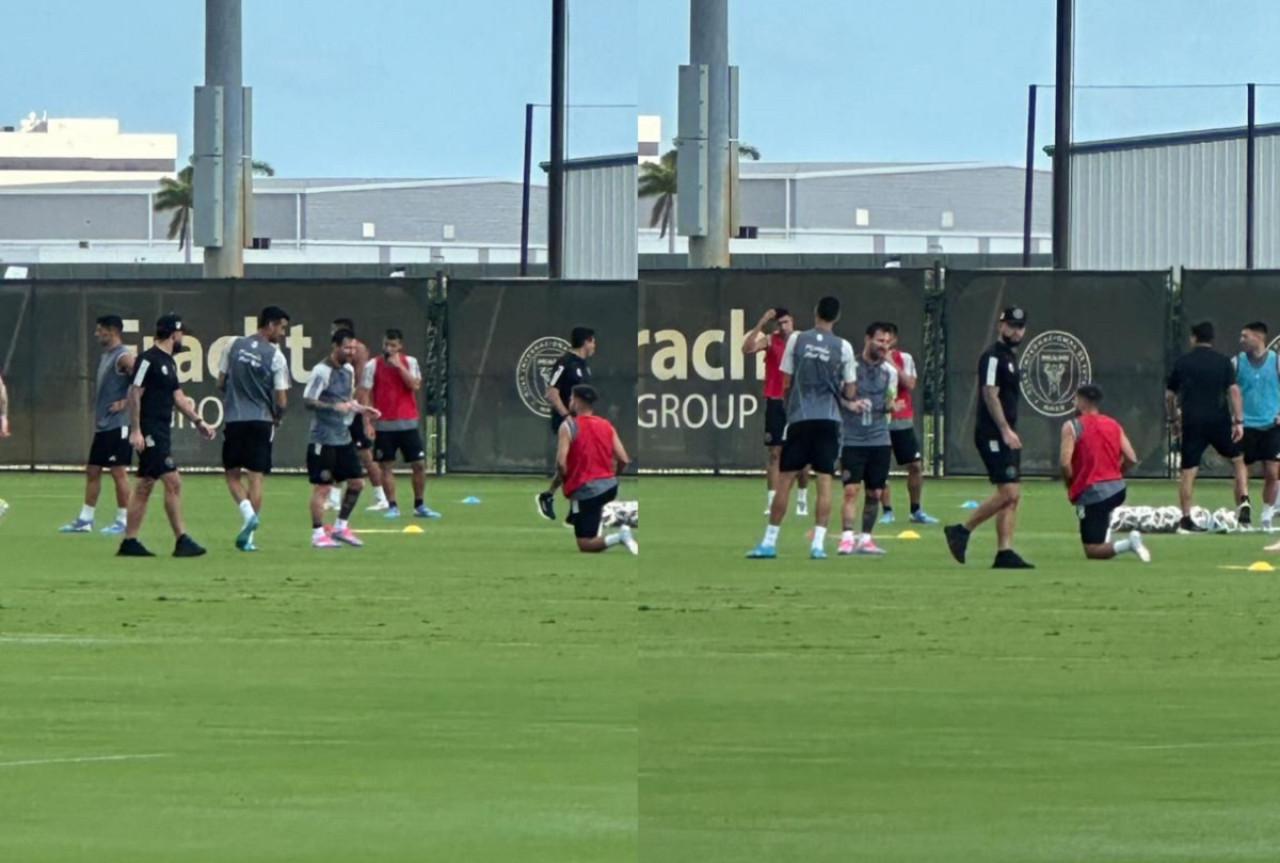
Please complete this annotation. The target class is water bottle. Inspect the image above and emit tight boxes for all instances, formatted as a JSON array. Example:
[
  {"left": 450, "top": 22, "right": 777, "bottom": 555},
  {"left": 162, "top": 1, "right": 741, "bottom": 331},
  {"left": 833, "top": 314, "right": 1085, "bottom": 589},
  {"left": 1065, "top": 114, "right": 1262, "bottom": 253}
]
[{"left": 861, "top": 399, "right": 871, "bottom": 427}]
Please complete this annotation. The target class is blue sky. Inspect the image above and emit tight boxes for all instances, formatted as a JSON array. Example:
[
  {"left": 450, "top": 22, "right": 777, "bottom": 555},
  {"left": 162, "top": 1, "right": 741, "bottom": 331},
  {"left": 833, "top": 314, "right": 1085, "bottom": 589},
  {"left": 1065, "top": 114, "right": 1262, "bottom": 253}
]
[{"left": 2, "top": 1, "right": 1278, "bottom": 178}]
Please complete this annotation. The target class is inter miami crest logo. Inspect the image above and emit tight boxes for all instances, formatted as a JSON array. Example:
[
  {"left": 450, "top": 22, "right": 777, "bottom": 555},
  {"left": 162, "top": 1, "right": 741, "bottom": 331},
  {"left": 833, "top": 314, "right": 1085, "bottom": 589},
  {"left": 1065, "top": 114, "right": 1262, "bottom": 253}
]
[
  {"left": 516, "top": 337, "right": 571, "bottom": 417},
  {"left": 1020, "top": 330, "right": 1093, "bottom": 418}
]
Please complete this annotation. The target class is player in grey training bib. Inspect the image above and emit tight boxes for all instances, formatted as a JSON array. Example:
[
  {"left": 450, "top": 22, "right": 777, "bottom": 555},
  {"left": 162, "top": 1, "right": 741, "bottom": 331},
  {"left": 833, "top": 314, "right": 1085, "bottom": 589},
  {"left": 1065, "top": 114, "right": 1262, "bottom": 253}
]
[
  {"left": 837, "top": 323, "right": 899, "bottom": 556},
  {"left": 60, "top": 315, "right": 137, "bottom": 535},
  {"left": 218, "top": 306, "right": 292, "bottom": 552}
]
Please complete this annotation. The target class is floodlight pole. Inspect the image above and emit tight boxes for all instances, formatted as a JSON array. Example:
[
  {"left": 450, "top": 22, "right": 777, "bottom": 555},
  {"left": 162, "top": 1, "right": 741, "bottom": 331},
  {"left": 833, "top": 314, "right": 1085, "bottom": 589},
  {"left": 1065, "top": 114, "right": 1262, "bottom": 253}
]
[
  {"left": 203, "top": 0, "right": 245, "bottom": 278},
  {"left": 1052, "top": 0, "right": 1074, "bottom": 269}
]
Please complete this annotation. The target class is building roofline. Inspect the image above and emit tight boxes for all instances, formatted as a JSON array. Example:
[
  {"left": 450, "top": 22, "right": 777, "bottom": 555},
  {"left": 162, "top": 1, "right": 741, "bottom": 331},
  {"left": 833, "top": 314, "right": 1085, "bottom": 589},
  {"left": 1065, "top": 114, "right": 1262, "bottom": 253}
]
[
  {"left": 538, "top": 153, "right": 638, "bottom": 172},
  {"left": 1046, "top": 122, "right": 1280, "bottom": 156},
  {"left": 743, "top": 162, "right": 1036, "bottom": 180}
]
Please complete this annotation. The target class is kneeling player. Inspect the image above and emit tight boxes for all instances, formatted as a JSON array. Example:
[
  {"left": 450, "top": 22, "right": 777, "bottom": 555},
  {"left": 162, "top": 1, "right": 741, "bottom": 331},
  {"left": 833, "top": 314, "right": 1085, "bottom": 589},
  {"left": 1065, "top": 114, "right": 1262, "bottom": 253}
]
[
  {"left": 1060, "top": 384, "right": 1150, "bottom": 562},
  {"left": 557, "top": 385, "right": 636, "bottom": 554},
  {"left": 305, "top": 329, "right": 381, "bottom": 548}
]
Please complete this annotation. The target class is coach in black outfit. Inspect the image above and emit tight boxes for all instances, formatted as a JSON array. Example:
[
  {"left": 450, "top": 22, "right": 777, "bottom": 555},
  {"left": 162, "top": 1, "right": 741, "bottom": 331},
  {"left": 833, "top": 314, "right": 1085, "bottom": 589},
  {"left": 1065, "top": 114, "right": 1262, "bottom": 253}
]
[{"left": 1166, "top": 321, "right": 1249, "bottom": 533}]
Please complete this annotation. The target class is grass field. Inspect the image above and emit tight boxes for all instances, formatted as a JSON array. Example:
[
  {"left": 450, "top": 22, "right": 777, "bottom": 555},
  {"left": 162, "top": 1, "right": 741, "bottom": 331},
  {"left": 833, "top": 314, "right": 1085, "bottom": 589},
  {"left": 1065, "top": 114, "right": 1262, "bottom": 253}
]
[
  {"left": 0, "top": 473, "right": 637, "bottom": 863},
  {"left": 642, "top": 475, "right": 1280, "bottom": 863}
]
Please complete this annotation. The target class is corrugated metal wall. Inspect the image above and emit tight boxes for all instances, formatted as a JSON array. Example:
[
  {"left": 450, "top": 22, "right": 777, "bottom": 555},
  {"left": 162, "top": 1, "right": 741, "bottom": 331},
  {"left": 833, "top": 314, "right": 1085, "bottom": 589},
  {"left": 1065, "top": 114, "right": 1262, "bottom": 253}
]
[
  {"left": 1071, "top": 133, "right": 1280, "bottom": 270},
  {"left": 563, "top": 161, "right": 637, "bottom": 280}
]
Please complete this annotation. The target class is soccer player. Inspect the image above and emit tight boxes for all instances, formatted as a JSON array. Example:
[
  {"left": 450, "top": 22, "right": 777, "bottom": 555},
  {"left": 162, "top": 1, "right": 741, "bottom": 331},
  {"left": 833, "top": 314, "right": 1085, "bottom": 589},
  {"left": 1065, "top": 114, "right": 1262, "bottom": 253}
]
[
  {"left": 743, "top": 307, "right": 810, "bottom": 516},
  {"left": 330, "top": 319, "right": 389, "bottom": 513},
  {"left": 878, "top": 322, "right": 940, "bottom": 525},
  {"left": 537, "top": 326, "right": 595, "bottom": 521},
  {"left": 837, "top": 322, "right": 898, "bottom": 556},
  {"left": 305, "top": 328, "right": 380, "bottom": 548},
  {"left": 1233, "top": 322, "right": 1280, "bottom": 530},
  {"left": 944, "top": 306, "right": 1034, "bottom": 569},
  {"left": 217, "top": 306, "right": 291, "bottom": 551},
  {"left": 360, "top": 328, "right": 439, "bottom": 519},
  {"left": 747, "top": 296, "right": 857, "bottom": 560},
  {"left": 117, "top": 313, "right": 215, "bottom": 558},
  {"left": 1060, "top": 384, "right": 1150, "bottom": 562},
  {"left": 59, "top": 316, "right": 136, "bottom": 534},
  {"left": 1166, "top": 321, "right": 1248, "bottom": 533},
  {"left": 557, "top": 384, "right": 637, "bottom": 554}
]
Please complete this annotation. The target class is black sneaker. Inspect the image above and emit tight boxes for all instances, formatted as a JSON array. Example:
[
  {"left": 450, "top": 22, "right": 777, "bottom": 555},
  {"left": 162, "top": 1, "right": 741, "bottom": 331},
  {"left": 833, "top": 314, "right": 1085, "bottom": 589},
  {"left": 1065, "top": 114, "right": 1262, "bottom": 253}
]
[
  {"left": 1177, "top": 516, "right": 1206, "bottom": 534},
  {"left": 116, "top": 538, "right": 155, "bottom": 557},
  {"left": 536, "top": 491, "right": 556, "bottom": 521},
  {"left": 173, "top": 534, "right": 207, "bottom": 558},
  {"left": 1239, "top": 499, "right": 1253, "bottom": 527},
  {"left": 993, "top": 549, "right": 1035, "bottom": 569},
  {"left": 944, "top": 524, "right": 970, "bottom": 564}
]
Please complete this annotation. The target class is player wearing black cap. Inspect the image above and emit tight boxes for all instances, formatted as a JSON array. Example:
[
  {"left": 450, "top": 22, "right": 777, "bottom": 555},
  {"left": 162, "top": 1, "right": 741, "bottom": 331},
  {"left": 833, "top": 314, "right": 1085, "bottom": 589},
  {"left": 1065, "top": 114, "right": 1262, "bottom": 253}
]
[
  {"left": 117, "top": 313, "right": 215, "bottom": 558},
  {"left": 945, "top": 306, "right": 1034, "bottom": 569}
]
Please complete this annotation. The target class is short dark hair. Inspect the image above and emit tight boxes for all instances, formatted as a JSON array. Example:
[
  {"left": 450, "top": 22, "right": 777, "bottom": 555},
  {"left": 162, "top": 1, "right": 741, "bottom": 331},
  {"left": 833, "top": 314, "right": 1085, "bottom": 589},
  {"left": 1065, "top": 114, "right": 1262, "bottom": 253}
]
[
  {"left": 571, "top": 327, "right": 595, "bottom": 348},
  {"left": 1077, "top": 383, "right": 1104, "bottom": 405},
  {"left": 96, "top": 315, "right": 123, "bottom": 332},
  {"left": 816, "top": 296, "right": 841, "bottom": 323},
  {"left": 1191, "top": 321, "right": 1215, "bottom": 343},
  {"left": 882, "top": 321, "right": 898, "bottom": 335},
  {"left": 331, "top": 327, "right": 355, "bottom": 345},
  {"left": 1245, "top": 321, "right": 1269, "bottom": 337},
  {"left": 332, "top": 318, "right": 355, "bottom": 332},
  {"left": 571, "top": 384, "right": 598, "bottom": 405},
  {"left": 384, "top": 328, "right": 404, "bottom": 342},
  {"left": 258, "top": 306, "right": 290, "bottom": 328},
  {"left": 773, "top": 307, "right": 790, "bottom": 320},
  {"left": 865, "top": 321, "right": 892, "bottom": 338}
]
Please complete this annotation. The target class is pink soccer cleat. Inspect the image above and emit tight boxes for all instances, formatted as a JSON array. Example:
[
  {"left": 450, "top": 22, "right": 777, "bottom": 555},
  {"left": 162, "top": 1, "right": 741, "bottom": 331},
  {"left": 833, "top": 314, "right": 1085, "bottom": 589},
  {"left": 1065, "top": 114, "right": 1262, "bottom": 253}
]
[
  {"left": 855, "top": 536, "right": 887, "bottom": 555},
  {"left": 331, "top": 526, "right": 364, "bottom": 547},
  {"left": 312, "top": 533, "right": 340, "bottom": 548},
  {"left": 837, "top": 535, "right": 856, "bottom": 555}
]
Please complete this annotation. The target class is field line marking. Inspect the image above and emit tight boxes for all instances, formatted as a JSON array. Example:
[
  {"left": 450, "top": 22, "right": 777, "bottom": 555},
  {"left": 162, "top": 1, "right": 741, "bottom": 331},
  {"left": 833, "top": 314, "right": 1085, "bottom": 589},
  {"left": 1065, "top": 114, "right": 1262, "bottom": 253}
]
[{"left": 0, "top": 753, "right": 172, "bottom": 769}]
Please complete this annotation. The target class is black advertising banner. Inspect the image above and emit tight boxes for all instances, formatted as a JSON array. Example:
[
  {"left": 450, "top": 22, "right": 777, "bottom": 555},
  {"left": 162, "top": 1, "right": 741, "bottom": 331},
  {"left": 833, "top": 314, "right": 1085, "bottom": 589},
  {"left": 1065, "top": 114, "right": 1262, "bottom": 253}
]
[
  {"left": 943, "top": 270, "right": 1171, "bottom": 478},
  {"left": 0, "top": 279, "right": 430, "bottom": 470},
  {"left": 0, "top": 282, "right": 35, "bottom": 467},
  {"left": 446, "top": 280, "right": 638, "bottom": 473},
  {"left": 639, "top": 269, "right": 929, "bottom": 471}
]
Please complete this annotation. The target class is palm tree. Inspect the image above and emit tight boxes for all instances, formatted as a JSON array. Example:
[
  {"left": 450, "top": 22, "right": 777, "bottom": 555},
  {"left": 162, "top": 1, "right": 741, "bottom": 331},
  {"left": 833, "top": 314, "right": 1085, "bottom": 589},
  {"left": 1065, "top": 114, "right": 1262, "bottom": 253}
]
[
  {"left": 154, "top": 158, "right": 276, "bottom": 263},
  {"left": 637, "top": 143, "right": 760, "bottom": 253}
]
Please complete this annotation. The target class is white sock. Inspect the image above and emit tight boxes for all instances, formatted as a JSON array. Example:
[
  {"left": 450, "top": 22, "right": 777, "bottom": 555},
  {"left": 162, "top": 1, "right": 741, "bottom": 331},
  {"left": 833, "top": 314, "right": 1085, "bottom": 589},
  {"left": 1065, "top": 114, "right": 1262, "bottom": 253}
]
[
  {"left": 312, "top": 527, "right": 326, "bottom": 539},
  {"left": 238, "top": 499, "right": 255, "bottom": 524},
  {"left": 79, "top": 504, "right": 95, "bottom": 523},
  {"left": 328, "top": 488, "right": 341, "bottom": 506},
  {"left": 115, "top": 507, "right": 127, "bottom": 524},
  {"left": 335, "top": 518, "right": 348, "bottom": 531},
  {"left": 763, "top": 524, "right": 780, "bottom": 548},
  {"left": 841, "top": 530, "right": 854, "bottom": 542},
  {"left": 767, "top": 489, "right": 776, "bottom": 508},
  {"left": 798, "top": 489, "right": 809, "bottom": 503},
  {"left": 375, "top": 486, "right": 388, "bottom": 504},
  {"left": 812, "top": 526, "right": 827, "bottom": 549},
  {"left": 605, "top": 532, "right": 623, "bottom": 548},
  {"left": 1113, "top": 538, "right": 1133, "bottom": 554}
]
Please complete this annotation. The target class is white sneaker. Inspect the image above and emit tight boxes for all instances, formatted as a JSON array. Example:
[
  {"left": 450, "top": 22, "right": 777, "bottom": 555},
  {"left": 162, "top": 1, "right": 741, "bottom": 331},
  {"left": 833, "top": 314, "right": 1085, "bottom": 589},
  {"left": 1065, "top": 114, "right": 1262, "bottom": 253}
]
[
  {"left": 1130, "top": 530, "right": 1151, "bottom": 563},
  {"left": 366, "top": 499, "right": 391, "bottom": 512},
  {"left": 619, "top": 526, "right": 638, "bottom": 555}
]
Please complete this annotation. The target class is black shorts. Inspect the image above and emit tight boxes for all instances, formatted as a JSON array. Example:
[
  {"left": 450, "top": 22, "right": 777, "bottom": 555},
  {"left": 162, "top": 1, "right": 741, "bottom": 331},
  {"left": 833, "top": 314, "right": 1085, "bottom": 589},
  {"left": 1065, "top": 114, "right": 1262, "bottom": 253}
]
[
  {"left": 840, "top": 445, "right": 892, "bottom": 489},
  {"left": 890, "top": 426, "right": 922, "bottom": 466},
  {"left": 137, "top": 432, "right": 176, "bottom": 480},
  {"left": 306, "top": 443, "right": 363, "bottom": 486},
  {"left": 764, "top": 399, "right": 787, "bottom": 447},
  {"left": 976, "top": 436, "right": 1021, "bottom": 485},
  {"left": 779, "top": 420, "right": 842, "bottom": 476},
  {"left": 349, "top": 417, "right": 372, "bottom": 451},
  {"left": 88, "top": 427, "right": 133, "bottom": 468},
  {"left": 1076, "top": 488, "right": 1126, "bottom": 545},
  {"left": 570, "top": 484, "right": 618, "bottom": 539},
  {"left": 1180, "top": 421, "right": 1240, "bottom": 469},
  {"left": 374, "top": 428, "right": 426, "bottom": 464},
  {"left": 222, "top": 421, "right": 274, "bottom": 473},
  {"left": 1239, "top": 426, "right": 1280, "bottom": 466}
]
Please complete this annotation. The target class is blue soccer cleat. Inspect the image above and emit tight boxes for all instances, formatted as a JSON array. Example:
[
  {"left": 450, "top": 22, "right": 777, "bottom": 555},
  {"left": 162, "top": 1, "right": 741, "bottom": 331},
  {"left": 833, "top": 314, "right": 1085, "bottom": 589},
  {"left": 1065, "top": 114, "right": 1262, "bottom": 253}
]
[
  {"left": 745, "top": 544, "right": 777, "bottom": 559},
  {"left": 384, "top": 506, "right": 401, "bottom": 519},
  {"left": 236, "top": 514, "right": 259, "bottom": 551},
  {"left": 809, "top": 546, "right": 827, "bottom": 560},
  {"left": 413, "top": 504, "right": 442, "bottom": 519},
  {"left": 59, "top": 518, "right": 93, "bottom": 533},
  {"left": 879, "top": 511, "right": 896, "bottom": 525},
  {"left": 911, "top": 510, "right": 941, "bottom": 525},
  {"left": 100, "top": 521, "right": 126, "bottom": 535}
]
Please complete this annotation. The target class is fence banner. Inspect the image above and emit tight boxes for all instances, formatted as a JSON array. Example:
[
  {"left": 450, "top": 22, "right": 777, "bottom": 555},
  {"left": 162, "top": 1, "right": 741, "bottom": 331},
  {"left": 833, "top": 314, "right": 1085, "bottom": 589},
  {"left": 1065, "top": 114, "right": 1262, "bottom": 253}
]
[
  {"left": 1179, "top": 269, "right": 1280, "bottom": 476},
  {"left": 0, "top": 279, "right": 430, "bottom": 470},
  {"left": 943, "top": 270, "right": 1171, "bottom": 479},
  {"left": 639, "top": 269, "right": 929, "bottom": 471},
  {"left": 446, "top": 280, "right": 638, "bottom": 473}
]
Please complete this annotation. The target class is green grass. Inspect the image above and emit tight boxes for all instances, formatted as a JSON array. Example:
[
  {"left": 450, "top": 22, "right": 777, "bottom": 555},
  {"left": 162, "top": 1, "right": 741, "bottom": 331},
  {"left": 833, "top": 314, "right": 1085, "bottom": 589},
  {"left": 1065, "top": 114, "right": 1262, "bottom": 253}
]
[
  {"left": 641, "top": 475, "right": 1280, "bottom": 863},
  {"left": 0, "top": 473, "right": 636, "bottom": 863}
]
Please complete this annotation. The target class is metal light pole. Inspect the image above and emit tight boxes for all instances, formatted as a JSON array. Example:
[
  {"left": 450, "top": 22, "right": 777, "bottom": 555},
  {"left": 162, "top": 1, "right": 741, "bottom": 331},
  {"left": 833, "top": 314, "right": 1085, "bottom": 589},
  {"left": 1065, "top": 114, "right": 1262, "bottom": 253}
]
[
  {"left": 1052, "top": 0, "right": 1074, "bottom": 270},
  {"left": 687, "top": 0, "right": 729, "bottom": 268},
  {"left": 202, "top": 0, "right": 245, "bottom": 277},
  {"left": 548, "top": 0, "right": 567, "bottom": 279}
]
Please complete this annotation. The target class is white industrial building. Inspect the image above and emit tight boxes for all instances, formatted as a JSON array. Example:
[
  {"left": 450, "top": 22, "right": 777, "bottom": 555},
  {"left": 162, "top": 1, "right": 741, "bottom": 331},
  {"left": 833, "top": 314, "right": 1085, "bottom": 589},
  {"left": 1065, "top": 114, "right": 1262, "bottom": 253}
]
[{"left": 0, "top": 113, "right": 177, "bottom": 187}]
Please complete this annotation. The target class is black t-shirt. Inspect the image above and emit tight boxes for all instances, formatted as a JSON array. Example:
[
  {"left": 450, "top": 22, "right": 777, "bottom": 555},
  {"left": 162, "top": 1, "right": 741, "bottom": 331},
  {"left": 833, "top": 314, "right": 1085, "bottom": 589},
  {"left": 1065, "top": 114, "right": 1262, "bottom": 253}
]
[
  {"left": 548, "top": 351, "right": 590, "bottom": 423},
  {"left": 976, "top": 341, "right": 1021, "bottom": 438},
  {"left": 133, "top": 346, "right": 180, "bottom": 435},
  {"left": 1167, "top": 345, "right": 1236, "bottom": 426}
]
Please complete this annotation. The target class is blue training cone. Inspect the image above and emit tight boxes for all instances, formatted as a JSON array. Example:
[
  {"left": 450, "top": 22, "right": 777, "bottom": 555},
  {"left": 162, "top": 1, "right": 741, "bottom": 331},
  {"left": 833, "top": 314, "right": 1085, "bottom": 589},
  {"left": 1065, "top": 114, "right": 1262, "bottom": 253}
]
[
  {"left": 462, "top": 496, "right": 481, "bottom": 504},
  {"left": 960, "top": 500, "right": 980, "bottom": 509}
]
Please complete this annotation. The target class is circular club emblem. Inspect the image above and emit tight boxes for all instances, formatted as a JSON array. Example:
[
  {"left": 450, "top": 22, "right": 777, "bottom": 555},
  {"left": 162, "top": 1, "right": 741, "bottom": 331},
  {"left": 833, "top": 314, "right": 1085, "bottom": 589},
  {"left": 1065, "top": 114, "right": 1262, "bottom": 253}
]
[
  {"left": 516, "top": 337, "right": 571, "bottom": 417},
  {"left": 1020, "top": 330, "right": 1093, "bottom": 418}
]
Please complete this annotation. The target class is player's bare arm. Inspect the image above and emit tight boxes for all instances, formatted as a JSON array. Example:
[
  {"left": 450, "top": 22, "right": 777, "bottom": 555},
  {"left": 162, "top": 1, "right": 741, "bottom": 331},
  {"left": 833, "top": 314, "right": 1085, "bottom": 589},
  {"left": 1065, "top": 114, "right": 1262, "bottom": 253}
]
[
  {"left": 395, "top": 356, "right": 421, "bottom": 391},
  {"left": 1120, "top": 431, "right": 1138, "bottom": 472},
  {"left": 892, "top": 356, "right": 917, "bottom": 390},
  {"left": 128, "top": 385, "right": 145, "bottom": 451},
  {"left": 555, "top": 422, "right": 572, "bottom": 481},
  {"left": 1230, "top": 383, "right": 1245, "bottom": 442},
  {"left": 612, "top": 432, "right": 631, "bottom": 475},
  {"left": 1164, "top": 389, "right": 1180, "bottom": 436},
  {"left": 0, "top": 370, "right": 9, "bottom": 438},
  {"left": 1059, "top": 421, "right": 1075, "bottom": 488},
  {"left": 983, "top": 385, "right": 1021, "bottom": 449},
  {"left": 741, "top": 309, "right": 775, "bottom": 355},
  {"left": 174, "top": 387, "right": 215, "bottom": 440}
]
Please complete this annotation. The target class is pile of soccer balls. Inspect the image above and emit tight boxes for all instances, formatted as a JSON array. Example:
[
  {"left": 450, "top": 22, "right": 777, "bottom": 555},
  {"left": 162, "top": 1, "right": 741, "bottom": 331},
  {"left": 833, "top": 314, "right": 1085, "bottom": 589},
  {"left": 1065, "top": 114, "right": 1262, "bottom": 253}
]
[
  {"left": 602, "top": 500, "right": 638, "bottom": 530},
  {"left": 1109, "top": 505, "right": 1244, "bottom": 534}
]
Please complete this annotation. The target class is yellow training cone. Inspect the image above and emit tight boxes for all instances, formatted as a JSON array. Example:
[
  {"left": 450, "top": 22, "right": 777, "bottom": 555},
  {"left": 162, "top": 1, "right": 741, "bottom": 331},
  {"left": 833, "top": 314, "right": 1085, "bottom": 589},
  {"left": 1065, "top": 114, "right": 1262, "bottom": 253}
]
[
  {"left": 1248, "top": 561, "right": 1275, "bottom": 572},
  {"left": 402, "top": 525, "right": 425, "bottom": 534},
  {"left": 896, "top": 530, "right": 922, "bottom": 540}
]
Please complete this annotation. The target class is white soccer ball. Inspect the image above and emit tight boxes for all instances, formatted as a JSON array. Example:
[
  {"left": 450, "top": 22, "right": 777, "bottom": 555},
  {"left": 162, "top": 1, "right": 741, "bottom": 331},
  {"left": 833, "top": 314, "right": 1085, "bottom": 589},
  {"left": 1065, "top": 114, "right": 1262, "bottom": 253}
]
[
  {"left": 0, "top": 498, "right": 9, "bottom": 523},
  {"left": 602, "top": 500, "right": 638, "bottom": 529},
  {"left": 1190, "top": 506, "right": 1213, "bottom": 531}
]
